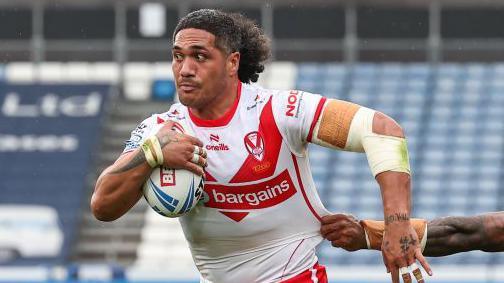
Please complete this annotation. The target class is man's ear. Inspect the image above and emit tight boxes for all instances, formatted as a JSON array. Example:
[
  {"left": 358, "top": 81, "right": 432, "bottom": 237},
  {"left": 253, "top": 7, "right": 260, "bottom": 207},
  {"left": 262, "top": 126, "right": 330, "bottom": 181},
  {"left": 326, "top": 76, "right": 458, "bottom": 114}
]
[{"left": 228, "top": 52, "right": 240, "bottom": 77}]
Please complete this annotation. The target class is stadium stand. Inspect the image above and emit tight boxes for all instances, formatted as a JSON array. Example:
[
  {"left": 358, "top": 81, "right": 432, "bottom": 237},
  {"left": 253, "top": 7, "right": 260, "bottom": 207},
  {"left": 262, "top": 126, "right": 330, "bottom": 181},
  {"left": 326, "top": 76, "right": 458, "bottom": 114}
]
[
  {"left": 2, "top": 0, "right": 504, "bottom": 280},
  {"left": 298, "top": 63, "right": 504, "bottom": 266},
  {"left": 0, "top": 82, "right": 111, "bottom": 265}
]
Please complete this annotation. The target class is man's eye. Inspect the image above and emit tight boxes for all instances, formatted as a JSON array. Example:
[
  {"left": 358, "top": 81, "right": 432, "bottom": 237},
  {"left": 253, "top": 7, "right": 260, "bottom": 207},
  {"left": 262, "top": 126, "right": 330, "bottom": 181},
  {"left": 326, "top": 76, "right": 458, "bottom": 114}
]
[
  {"left": 174, "top": 53, "right": 183, "bottom": 60},
  {"left": 196, "top": 54, "right": 206, "bottom": 61}
]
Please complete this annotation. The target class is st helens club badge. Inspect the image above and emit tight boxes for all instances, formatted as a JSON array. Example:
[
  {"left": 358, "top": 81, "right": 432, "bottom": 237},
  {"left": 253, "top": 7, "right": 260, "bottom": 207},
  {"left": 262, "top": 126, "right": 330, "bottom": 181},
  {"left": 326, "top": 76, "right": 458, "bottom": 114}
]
[{"left": 244, "top": 131, "right": 265, "bottom": 161}]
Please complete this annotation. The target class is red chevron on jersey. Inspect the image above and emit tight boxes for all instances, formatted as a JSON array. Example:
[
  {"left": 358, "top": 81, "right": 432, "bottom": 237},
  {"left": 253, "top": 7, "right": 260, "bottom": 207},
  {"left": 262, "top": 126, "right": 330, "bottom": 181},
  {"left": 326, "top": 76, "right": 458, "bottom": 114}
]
[
  {"left": 204, "top": 170, "right": 217, "bottom": 182},
  {"left": 230, "top": 98, "right": 282, "bottom": 183}
]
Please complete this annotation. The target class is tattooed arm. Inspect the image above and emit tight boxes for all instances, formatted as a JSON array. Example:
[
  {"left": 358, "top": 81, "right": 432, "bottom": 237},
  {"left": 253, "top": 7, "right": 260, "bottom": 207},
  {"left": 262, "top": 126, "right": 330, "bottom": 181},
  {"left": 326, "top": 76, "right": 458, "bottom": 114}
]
[
  {"left": 424, "top": 212, "right": 504, "bottom": 256},
  {"left": 321, "top": 212, "right": 504, "bottom": 256},
  {"left": 91, "top": 148, "right": 154, "bottom": 221},
  {"left": 91, "top": 122, "right": 205, "bottom": 221}
]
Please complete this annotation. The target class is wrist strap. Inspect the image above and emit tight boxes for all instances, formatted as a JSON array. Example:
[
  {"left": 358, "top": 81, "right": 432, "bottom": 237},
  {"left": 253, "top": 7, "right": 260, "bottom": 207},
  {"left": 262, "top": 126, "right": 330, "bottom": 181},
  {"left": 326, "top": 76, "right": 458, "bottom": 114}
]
[{"left": 141, "top": 136, "right": 163, "bottom": 168}]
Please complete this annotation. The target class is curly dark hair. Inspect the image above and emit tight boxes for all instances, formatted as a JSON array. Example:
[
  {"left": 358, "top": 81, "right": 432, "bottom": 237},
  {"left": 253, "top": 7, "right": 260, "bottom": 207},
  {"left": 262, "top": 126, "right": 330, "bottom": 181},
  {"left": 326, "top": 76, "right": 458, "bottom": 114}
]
[{"left": 173, "top": 9, "right": 271, "bottom": 83}]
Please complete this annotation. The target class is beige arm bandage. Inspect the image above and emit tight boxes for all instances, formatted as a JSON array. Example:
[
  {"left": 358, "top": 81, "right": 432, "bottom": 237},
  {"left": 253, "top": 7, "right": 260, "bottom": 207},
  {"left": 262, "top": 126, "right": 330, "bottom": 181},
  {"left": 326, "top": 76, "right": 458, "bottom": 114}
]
[
  {"left": 360, "top": 219, "right": 428, "bottom": 252},
  {"left": 311, "top": 99, "right": 411, "bottom": 177}
]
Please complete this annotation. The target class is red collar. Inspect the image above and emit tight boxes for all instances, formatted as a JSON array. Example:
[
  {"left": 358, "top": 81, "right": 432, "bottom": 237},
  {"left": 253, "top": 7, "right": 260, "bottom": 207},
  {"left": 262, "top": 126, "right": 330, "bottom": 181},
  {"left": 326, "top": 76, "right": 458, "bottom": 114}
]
[{"left": 188, "top": 81, "right": 242, "bottom": 127}]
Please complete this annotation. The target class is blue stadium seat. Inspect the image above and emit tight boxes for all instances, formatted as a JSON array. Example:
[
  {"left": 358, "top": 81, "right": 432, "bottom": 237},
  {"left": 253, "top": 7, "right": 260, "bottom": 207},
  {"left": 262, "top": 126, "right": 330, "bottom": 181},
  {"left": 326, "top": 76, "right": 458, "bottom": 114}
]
[{"left": 152, "top": 79, "right": 176, "bottom": 101}]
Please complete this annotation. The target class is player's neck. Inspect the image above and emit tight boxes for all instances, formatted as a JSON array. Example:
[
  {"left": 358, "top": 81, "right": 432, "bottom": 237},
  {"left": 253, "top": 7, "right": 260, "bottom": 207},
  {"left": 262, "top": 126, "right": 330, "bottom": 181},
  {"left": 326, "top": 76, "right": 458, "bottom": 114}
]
[{"left": 189, "top": 79, "right": 240, "bottom": 121}]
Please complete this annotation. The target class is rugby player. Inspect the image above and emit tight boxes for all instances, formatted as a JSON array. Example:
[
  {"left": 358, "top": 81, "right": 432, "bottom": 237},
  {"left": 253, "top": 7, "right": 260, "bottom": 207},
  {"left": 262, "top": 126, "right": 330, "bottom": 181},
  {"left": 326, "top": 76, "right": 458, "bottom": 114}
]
[
  {"left": 91, "top": 9, "right": 430, "bottom": 283},
  {"left": 320, "top": 212, "right": 504, "bottom": 256}
]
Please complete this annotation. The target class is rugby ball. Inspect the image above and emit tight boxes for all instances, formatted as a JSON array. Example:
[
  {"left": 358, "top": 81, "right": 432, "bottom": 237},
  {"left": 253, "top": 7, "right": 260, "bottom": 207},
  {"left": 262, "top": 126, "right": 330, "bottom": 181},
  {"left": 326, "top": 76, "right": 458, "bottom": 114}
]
[
  {"left": 143, "top": 166, "right": 204, "bottom": 217},
  {"left": 142, "top": 120, "right": 204, "bottom": 217}
]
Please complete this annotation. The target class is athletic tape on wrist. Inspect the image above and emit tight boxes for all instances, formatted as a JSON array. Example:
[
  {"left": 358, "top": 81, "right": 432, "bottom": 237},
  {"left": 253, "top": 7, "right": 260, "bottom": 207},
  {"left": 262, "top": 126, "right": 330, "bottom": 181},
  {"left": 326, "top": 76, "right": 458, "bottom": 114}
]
[
  {"left": 141, "top": 143, "right": 158, "bottom": 168},
  {"left": 141, "top": 136, "right": 164, "bottom": 168},
  {"left": 421, "top": 224, "right": 428, "bottom": 252},
  {"left": 148, "top": 135, "right": 164, "bottom": 165},
  {"left": 364, "top": 229, "right": 371, "bottom": 249}
]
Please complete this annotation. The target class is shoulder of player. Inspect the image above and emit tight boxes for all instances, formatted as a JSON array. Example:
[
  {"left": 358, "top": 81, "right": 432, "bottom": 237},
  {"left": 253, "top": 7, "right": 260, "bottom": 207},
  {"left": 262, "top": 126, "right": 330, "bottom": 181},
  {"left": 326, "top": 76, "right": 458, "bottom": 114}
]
[
  {"left": 131, "top": 103, "right": 186, "bottom": 132},
  {"left": 154, "top": 103, "right": 189, "bottom": 123},
  {"left": 240, "top": 83, "right": 280, "bottom": 112},
  {"left": 270, "top": 89, "right": 317, "bottom": 116}
]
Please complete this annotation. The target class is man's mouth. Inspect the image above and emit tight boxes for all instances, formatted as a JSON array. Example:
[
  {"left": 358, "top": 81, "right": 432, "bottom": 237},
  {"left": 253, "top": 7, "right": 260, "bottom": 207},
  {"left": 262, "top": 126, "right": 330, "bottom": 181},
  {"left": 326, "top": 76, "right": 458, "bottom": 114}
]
[{"left": 179, "top": 83, "right": 198, "bottom": 92}]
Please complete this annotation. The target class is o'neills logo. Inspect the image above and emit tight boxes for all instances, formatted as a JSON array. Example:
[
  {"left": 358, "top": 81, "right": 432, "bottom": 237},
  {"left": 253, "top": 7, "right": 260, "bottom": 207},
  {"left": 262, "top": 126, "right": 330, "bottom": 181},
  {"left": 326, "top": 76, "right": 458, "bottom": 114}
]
[
  {"left": 206, "top": 134, "right": 230, "bottom": 151},
  {"left": 206, "top": 144, "right": 230, "bottom": 150},
  {"left": 203, "top": 170, "right": 296, "bottom": 210}
]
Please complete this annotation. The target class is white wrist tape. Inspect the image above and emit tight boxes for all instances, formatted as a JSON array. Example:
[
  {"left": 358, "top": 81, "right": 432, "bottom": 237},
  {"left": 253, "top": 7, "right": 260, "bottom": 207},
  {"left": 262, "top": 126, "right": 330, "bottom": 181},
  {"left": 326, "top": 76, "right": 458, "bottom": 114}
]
[
  {"left": 141, "top": 135, "right": 164, "bottom": 168},
  {"left": 421, "top": 224, "right": 428, "bottom": 253},
  {"left": 347, "top": 107, "right": 411, "bottom": 177},
  {"left": 364, "top": 229, "right": 371, "bottom": 249},
  {"left": 149, "top": 135, "right": 164, "bottom": 165},
  {"left": 142, "top": 142, "right": 158, "bottom": 168}
]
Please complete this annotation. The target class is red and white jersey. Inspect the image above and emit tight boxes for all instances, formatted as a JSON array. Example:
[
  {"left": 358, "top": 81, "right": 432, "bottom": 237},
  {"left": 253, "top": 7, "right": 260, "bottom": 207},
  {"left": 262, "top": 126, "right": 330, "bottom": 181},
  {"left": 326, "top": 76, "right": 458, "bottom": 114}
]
[{"left": 124, "top": 82, "right": 330, "bottom": 282}]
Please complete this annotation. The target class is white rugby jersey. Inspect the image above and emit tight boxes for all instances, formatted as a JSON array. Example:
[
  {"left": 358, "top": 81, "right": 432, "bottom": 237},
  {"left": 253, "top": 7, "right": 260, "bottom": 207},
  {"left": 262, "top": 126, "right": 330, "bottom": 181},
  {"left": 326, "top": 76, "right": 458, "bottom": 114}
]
[{"left": 124, "top": 82, "right": 331, "bottom": 282}]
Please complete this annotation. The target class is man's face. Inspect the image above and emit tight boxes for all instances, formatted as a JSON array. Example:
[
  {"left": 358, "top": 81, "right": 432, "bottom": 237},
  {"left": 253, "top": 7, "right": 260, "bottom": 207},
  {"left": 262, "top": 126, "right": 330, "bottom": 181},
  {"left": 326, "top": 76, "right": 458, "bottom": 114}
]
[{"left": 172, "top": 28, "right": 230, "bottom": 108}]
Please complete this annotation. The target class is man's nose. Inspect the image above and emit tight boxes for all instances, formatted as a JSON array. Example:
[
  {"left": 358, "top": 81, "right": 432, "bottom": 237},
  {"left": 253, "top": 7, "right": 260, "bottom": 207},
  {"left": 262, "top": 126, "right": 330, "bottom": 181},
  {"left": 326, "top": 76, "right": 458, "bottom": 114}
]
[{"left": 180, "top": 58, "right": 196, "bottom": 77}]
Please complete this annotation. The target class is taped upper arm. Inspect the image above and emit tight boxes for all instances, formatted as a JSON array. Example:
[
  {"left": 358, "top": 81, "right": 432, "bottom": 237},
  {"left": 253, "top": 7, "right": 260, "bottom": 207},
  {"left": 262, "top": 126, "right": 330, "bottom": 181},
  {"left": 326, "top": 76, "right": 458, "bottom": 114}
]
[
  {"left": 316, "top": 99, "right": 360, "bottom": 148},
  {"left": 311, "top": 100, "right": 404, "bottom": 150},
  {"left": 311, "top": 99, "right": 367, "bottom": 151}
]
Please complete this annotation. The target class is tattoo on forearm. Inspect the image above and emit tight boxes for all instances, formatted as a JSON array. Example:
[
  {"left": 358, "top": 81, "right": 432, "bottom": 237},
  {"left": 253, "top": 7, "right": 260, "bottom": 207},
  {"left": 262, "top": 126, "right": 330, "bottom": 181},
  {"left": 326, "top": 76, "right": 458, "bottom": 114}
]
[
  {"left": 385, "top": 213, "right": 410, "bottom": 225},
  {"left": 108, "top": 132, "right": 178, "bottom": 175},
  {"left": 109, "top": 131, "right": 179, "bottom": 174},
  {"left": 400, "top": 234, "right": 417, "bottom": 254},
  {"left": 109, "top": 150, "right": 147, "bottom": 174}
]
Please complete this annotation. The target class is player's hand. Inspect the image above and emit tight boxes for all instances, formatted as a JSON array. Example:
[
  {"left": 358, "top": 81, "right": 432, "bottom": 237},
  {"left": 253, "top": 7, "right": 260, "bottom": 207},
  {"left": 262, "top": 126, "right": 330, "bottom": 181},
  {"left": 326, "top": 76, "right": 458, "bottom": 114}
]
[
  {"left": 382, "top": 222, "right": 432, "bottom": 283},
  {"left": 320, "top": 214, "right": 367, "bottom": 251},
  {"left": 155, "top": 121, "right": 207, "bottom": 176}
]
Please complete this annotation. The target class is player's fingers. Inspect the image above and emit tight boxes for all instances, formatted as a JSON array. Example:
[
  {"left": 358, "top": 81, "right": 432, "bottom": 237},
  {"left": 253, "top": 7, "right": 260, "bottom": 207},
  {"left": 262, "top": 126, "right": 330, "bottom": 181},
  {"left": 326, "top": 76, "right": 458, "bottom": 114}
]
[
  {"left": 184, "top": 161, "right": 205, "bottom": 176},
  {"left": 161, "top": 120, "right": 175, "bottom": 129},
  {"left": 410, "top": 263, "right": 425, "bottom": 283},
  {"left": 400, "top": 267, "right": 412, "bottom": 283},
  {"left": 199, "top": 156, "right": 207, "bottom": 168},
  {"left": 190, "top": 153, "right": 199, "bottom": 164},
  {"left": 193, "top": 145, "right": 201, "bottom": 155},
  {"left": 320, "top": 222, "right": 346, "bottom": 237},
  {"left": 323, "top": 231, "right": 342, "bottom": 242},
  {"left": 193, "top": 145, "right": 208, "bottom": 161},
  {"left": 382, "top": 252, "right": 390, "bottom": 273},
  {"left": 390, "top": 267, "right": 400, "bottom": 283},
  {"left": 331, "top": 239, "right": 355, "bottom": 250},
  {"left": 397, "top": 255, "right": 410, "bottom": 273},
  {"left": 185, "top": 135, "right": 204, "bottom": 147},
  {"left": 320, "top": 213, "right": 354, "bottom": 224},
  {"left": 415, "top": 249, "right": 433, "bottom": 276},
  {"left": 192, "top": 145, "right": 206, "bottom": 157},
  {"left": 190, "top": 153, "right": 207, "bottom": 168}
]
